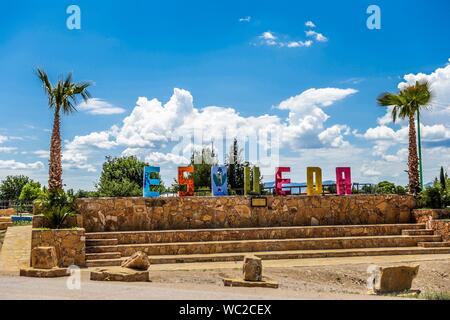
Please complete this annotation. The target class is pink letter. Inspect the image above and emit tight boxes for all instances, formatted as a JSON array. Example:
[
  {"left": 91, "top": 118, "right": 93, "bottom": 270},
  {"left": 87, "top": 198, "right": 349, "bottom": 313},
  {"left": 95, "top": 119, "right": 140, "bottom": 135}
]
[
  {"left": 275, "top": 167, "right": 291, "bottom": 196},
  {"left": 336, "top": 167, "right": 352, "bottom": 195}
]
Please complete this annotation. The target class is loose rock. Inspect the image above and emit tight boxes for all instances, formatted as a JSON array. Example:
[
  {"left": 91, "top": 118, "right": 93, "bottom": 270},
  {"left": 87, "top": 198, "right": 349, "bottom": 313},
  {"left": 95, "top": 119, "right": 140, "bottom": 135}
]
[
  {"left": 31, "top": 246, "right": 58, "bottom": 269},
  {"left": 368, "top": 264, "right": 420, "bottom": 294},
  {"left": 121, "top": 251, "right": 150, "bottom": 270},
  {"left": 243, "top": 256, "right": 262, "bottom": 282}
]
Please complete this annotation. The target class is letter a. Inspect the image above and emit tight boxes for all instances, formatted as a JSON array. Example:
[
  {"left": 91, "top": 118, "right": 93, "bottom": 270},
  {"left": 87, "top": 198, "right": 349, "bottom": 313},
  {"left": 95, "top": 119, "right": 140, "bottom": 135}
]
[
  {"left": 66, "top": 5, "right": 81, "bottom": 30},
  {"left": 366, "top": 5, "right": 381, "bottom": 30}
]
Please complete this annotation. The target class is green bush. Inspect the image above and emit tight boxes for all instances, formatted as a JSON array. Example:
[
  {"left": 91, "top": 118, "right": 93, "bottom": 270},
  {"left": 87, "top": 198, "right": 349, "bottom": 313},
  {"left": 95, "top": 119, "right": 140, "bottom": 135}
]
[
  {"left": 19, "top": 182, "right": 43, "bottom": 203},
  {"left": 417, "top": 185, "right": 449, "bottom": 209},
  {"left": 34, "top": 190, "right": 76, "bottom": 229}
]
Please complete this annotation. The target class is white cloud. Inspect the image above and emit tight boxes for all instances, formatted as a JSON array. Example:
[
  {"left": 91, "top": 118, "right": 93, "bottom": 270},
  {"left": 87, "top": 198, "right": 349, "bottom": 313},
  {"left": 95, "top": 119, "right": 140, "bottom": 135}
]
[
  {"left": 145, "top": 152, "right": 189, "bottom": 166},
  {"left": 0, "top": 147, "right": 17, "bottom": 153},
  {"left": 0, "top": 135, "right": 8, "bottom": 144},
  {"left": 361, "top": 164, "right": 382, "bottom": 177},
  {"left": 318, "top": 125, "right": 351, "bottom": 148},
  {"left": 33, "top": 150, "right": 50, "bottom": 159},
  {"left": 0, "top": 160, "right": 44, "bottom": 170},
  {"left": 77, "top": 98, "right": 126, "bottom": 115},
  {"left": 257, "top": 23, "right": 328, "bottom": 48},
  {"left": 364, "top": 126, "right": 397, "bottom": 140},
  {"left": 67, "top": 130, "right": 118, "bottom": 150},
  {"left": 239, "top": 16, "right": 251, "bottom": 23},
  {"left": 286, "top": 40, "right": 313, "bottom": 48},
  {"left": 305, "top": 21, "right": 316, "bottom": 28},
  {"left": 306, "top": 30, "right": 328, "bottom": 42},
  {"left": 62, "top": 87, "right": 357, "bottom": 174},
  {"left": 278, "top": 88, "right": 358, "bottom": 113},
  {"left": 259, "top": 31, "right": 278, "bottom": 46}
]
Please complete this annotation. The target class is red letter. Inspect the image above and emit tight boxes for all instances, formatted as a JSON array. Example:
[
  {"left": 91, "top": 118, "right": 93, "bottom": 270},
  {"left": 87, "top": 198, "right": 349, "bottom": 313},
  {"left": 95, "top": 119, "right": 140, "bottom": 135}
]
[
  {"left": 275, "top": 167, "right": 291, "bottom": 196},
  {"left": 336, "top": 167, "right": 352, "bottom": 195}
]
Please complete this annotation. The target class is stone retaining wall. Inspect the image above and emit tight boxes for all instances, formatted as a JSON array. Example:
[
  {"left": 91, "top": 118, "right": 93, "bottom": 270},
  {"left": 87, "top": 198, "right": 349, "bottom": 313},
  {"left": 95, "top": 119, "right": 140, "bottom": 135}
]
[
  {"left": 76, "top": 195, "right": 415, "bottom": 232},
  {"left": 31, "top": 228, "right": 86, "bottom": 267},
  {"left": 413, "top": 209, "right": 450, "bottom": 241}
]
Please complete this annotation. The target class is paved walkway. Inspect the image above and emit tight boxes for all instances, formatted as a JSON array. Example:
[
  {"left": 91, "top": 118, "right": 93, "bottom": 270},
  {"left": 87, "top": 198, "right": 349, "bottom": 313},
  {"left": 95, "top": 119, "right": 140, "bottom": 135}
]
[
  {"left": 0, "top": 274, "right": 405, "bottom": 300},
  {"left": 0, "top": 226, "right": 32, "bottom": 275}
]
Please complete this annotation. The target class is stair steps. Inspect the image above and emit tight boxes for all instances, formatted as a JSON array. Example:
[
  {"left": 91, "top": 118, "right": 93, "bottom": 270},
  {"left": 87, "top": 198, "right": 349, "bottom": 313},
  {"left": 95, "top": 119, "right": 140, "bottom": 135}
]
[
  {"left": 86, "top": 224, "right": 426, "bottom": 244},
  {"left": 86, "top": 246, "right": 450, "bottom": 267},
  {"left": 402, "top": 229, "right": 435, "bottom": 236},
  {"left": 84, "top": 223, "right": 450, "bottom": 266},
  {"left": 418, "top": 241, "right": 450, "bottom": 248}
]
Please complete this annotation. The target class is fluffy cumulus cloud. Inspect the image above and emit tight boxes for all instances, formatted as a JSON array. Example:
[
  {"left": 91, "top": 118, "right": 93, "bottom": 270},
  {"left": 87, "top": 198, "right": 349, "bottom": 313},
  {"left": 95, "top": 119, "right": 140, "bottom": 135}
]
[
  {"left": 305, "top": 30, "right": 328, "bottom": 42},
  {"left": 60, "top": 86, "right": 357, "bottom": 178},
  {"left": 277, "top": 88, "right": 357, "bottom": 148},
  {"left": 77, "top": 98, "right": 126, "bottom": 115},
  {"left": 0, "top": 160, "right": 44, "bottom": 170},
  {"left": 257, "top": 21, "right": 328, "bottom": 48}
]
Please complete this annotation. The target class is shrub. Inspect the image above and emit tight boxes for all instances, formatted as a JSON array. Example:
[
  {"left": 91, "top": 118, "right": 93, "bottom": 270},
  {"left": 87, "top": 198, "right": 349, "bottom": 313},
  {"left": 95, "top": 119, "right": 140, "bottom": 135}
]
[
  {"left": 19, "top": 182, "right": 43, "bottom": 203},
  {"left": 34, "top": 190, "right": 76, "bottom": 229},
  {"left": 417, "top": 185, "right": 449, "bottom": 209}
]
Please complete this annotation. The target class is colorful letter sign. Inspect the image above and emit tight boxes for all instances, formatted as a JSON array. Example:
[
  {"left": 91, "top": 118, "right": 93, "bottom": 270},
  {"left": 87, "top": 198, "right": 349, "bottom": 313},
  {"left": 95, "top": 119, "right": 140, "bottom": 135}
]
[
  {"left": 336, "top": 167, "right": 352, "bottom": 195},
  {"left": 178, "top": 166, "right": 194, "bottom": 197},
  {"left": 143, "top": 166, "right": 161, "bottom": 198},
  {"left": 307, "top": 167, "right": 323, "bottom": 196},
  {"left": 275, "top": 167, "right": 291, "bottom": 196},
  {"left": 211, "top": 166, "right": 228, "bottom": 196},
  {"left": 244, "top": 166, "right": 261, "bottom": 195}
]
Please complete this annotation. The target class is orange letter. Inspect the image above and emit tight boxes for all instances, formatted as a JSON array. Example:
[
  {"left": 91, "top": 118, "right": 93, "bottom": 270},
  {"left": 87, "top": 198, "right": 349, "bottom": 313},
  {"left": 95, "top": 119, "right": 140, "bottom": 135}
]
[{"left": 178, "top": 166, "right": 194, "bottom": 197}]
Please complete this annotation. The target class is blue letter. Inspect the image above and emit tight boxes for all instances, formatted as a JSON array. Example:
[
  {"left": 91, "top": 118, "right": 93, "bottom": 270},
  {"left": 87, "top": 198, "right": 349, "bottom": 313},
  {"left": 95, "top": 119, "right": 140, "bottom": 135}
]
[{"left": 143, "top": 166, "right": 161, "bottom": 198}]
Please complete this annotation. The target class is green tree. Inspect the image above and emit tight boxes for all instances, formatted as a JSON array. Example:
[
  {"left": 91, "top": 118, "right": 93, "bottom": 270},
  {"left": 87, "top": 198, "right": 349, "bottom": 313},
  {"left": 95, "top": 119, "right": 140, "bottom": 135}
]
[
  {"left": 0, "top": 175, "right": 33, "bottom": 201},
  {"left": 19, "top": 182, "right": 43, "bottom": 203},
  {"left": 226, "top": 138, "right": 246, "bottom": 194},
  {"left": 373, "top": 181, "right": 406, "bottom": 195},
  {"left": 96, "top": 156, "right": 165, "bottom": 197},
  {"left": 36, "top": 69, "right": 92, "bottom": 192},
  {"left": 440, "top": 166, "right": 447, "bottom": 191},
  {"left": 190, "top": 146, "right": 217, "bottom": 190},
  {"left": 377, "top": 81, "right": 433, "bottom": 195}
]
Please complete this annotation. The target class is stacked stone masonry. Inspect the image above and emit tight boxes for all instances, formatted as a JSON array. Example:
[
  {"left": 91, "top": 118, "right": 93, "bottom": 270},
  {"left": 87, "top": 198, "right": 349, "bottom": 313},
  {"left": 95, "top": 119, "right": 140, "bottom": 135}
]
[
  {"left": 76, "top": 195, "right": 416, "bottom": 232},
  {"left": 31, "top": 229, "right": 86, "bottom": 267}
]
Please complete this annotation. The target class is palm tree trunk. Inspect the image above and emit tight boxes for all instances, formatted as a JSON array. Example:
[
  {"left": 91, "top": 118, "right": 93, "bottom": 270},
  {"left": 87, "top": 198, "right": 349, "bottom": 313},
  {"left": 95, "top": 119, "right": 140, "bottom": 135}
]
[
  {"left": 408, "top": 113, "right": 420, "bottom": 195},
  {"left": 48, "top": 107, "right": 63, "bottom": 192}
]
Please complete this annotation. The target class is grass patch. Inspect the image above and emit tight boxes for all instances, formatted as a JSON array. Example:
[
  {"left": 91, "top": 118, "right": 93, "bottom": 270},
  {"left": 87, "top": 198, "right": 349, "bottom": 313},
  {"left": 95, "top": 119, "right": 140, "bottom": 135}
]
[
  {"left": 418, "top": 291, "right": 450, "bottom": 300},
  {"left": 12, "top": 220, "right": 32, "bottom": 226}
]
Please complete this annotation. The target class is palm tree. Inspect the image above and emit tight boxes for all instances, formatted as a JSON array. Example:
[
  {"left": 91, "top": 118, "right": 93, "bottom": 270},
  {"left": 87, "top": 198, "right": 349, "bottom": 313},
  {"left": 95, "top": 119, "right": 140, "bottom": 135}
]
[
  {"left": 377, "top": 81, "right": 432, "bottom": 195},
  {"left": 36, "top": 69, "right": 91, "bottom": 192}
]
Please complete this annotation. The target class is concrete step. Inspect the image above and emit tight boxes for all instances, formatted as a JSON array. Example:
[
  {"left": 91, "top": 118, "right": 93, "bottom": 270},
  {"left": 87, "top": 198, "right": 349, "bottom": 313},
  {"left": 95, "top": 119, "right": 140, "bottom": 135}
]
[
  {"left": 418, "top": 241, "right": 450, "bottom": 248},
  {"left": 85, "top": 252, "right": 122, "bottom": 260},
  {"left": 402, "top": 229, "right": 435, "bottom": 236},
  {"left": 85, "top": 235, "right": 442, "bottom": 256},
  {"left": 85, "top": 224, "right": 427, "bottom": 244},
  {"left": 86, "top": 239, "right": 118, "bottom": 246},
  {"left": 85, "top": 246, "right": 450, "bottom": 267}
]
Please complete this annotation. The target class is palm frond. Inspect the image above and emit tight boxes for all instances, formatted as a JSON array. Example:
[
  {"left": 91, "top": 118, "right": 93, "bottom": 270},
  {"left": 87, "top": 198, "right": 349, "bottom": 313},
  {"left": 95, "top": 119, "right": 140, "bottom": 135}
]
[{"left": 36, "top": 68, "right": 55, "bottom": 108}]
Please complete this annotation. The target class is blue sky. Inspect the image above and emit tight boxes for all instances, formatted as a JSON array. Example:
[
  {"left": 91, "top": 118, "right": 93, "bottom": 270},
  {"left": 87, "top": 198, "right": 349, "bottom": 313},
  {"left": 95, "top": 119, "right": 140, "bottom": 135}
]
[{"left": 1, "top": 0, "right": 450, "bottom": 190}]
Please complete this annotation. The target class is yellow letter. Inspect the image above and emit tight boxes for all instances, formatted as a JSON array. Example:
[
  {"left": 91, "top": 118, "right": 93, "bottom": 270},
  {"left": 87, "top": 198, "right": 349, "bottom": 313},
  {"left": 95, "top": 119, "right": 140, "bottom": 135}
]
[{"left": 307, "top": 167, "right": 323, "bottom": 196}]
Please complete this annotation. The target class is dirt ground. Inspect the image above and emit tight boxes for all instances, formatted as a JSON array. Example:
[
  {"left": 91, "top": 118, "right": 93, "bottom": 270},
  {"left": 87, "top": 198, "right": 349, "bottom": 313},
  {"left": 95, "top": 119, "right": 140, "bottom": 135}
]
[{"left": 146, "top": 259, "right": 450, "bottom": 296}]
